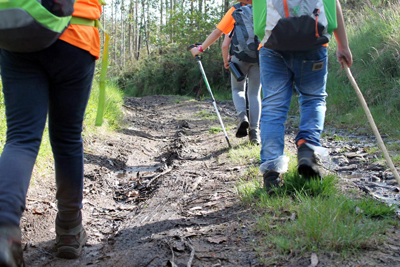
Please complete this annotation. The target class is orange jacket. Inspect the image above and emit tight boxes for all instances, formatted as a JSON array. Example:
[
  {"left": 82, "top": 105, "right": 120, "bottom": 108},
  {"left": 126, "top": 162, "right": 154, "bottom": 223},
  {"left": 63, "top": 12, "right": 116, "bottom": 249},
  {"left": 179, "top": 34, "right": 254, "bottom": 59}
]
[{"left": 59, "top": 0, "right": 102, "bottom": 59}]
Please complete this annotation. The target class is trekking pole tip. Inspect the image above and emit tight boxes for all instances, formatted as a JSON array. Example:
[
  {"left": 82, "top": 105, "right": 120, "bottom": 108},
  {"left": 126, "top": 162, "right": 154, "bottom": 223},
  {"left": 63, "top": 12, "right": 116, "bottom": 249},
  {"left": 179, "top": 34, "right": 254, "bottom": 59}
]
[{"left": 226, "top": 137, "right": 232, "bottom": 149}]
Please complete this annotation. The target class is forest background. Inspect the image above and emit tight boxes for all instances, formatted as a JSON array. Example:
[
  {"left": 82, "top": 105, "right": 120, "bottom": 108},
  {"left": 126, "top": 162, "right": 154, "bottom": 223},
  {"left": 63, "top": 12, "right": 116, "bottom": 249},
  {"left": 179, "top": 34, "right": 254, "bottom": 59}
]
[{"left": 100, "top": 0, "right": 400, "bottom": 138}]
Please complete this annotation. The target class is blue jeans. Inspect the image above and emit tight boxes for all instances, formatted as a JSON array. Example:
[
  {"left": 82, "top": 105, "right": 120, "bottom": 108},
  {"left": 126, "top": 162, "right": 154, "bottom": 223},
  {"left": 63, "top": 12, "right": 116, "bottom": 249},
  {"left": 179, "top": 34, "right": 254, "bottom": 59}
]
[
  {"left": 0, "top": 40, "right": 95, "bottom": 226},
  {"left": 259, "top": 47, "right": 328, "bottom": 174}
]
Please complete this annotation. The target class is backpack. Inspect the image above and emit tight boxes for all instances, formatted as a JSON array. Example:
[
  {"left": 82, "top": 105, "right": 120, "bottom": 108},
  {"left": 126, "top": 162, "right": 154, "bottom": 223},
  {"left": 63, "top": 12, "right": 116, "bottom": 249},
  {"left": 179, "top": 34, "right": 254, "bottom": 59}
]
[
  {"left": 229, "top": 3, "right": 260, "bottom": 63},
  {"left": 0, "top": 0, "right": 75, "bottom": 53},
  {"left": 254, "top": 0, "right": 337, "bottom": 51}
]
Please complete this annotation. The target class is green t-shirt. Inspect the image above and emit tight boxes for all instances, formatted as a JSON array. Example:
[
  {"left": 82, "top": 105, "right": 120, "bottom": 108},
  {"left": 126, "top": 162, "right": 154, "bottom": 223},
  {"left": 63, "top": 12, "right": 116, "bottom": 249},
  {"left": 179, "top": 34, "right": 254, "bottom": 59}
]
[{"left": 252, "top": 0, "right": 267, "bottom": 40}]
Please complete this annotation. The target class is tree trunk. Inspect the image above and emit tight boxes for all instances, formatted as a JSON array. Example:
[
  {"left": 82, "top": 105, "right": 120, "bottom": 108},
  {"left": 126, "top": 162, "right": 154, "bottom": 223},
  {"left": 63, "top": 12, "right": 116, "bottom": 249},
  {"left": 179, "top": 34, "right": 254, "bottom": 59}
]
[
  {"left": 143, "top": 0, "right": 150, "bottom": 55},
  {"left": 135, "top": 0, "right": 140, "bottom": 60},
  {"left": 120, "top": 0, "right": 123, "bottom": 69},
  {"left": 128, "top": 0, "right": 134, "bottom": 62},
  {"left": 224, "top": 0, "right": 229, "bottom": 13}
]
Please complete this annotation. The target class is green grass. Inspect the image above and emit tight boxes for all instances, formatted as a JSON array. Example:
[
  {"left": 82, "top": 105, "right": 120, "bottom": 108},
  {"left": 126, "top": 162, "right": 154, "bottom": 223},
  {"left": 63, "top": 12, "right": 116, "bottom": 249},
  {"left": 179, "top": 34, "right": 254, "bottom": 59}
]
[
  {"left": 365, "top": 146, "right": 379, "bottom": 154},
  {"left": 237, "top": 167, "right": 397, "bottom": 260},
  {"left": 84, "top": 81, "right": 124, "bottom": 133},
  {"left": 209, "top": 126, "right": 222, "bottom": 134},
  {"left": 195, "top": 110, "right": 218, "bottom": 120},
  {"left": 392, "top": 154, "right": 400, "bottom": 165},
  {"left": 213, "top": 89, "right": 232, "bottom": 101},
  {"left": 333, "top": 135, "right": 349, "bottom": 142},
  {"left": 228, "top": 142, "right": 261, "bottom": 165},
  {"left": 262, "top": 194, "right": 393, "bottom": 253},
  {"left": 209, "top": 125, "right": 233, "bottom": 134},
  {"left": 325, "top": 2, "right": 400, "bottom": 139},
  {"left": 234, "top": 143, "right": 397, "bottom": 260}
]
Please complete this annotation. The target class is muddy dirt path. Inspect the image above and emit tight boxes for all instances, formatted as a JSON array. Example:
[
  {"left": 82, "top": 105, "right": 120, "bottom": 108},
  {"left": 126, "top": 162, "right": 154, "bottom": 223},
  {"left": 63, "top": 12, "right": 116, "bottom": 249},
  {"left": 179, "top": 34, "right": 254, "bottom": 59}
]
[{"left": 20, "top": 95, "right": 400, "bottom": 267}]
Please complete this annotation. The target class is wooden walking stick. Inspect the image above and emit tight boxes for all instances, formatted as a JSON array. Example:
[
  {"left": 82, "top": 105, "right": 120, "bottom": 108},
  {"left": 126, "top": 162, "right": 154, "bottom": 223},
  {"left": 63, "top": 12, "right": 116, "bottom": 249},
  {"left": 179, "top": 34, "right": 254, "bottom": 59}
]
[{"left": 344, "top": 62, "right": 400, "bottom": 186}]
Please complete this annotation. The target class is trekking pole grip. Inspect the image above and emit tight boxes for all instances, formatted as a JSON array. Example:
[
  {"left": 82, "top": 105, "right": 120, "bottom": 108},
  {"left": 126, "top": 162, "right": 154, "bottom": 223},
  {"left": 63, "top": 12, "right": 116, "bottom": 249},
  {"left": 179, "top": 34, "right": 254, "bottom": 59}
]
[{"left": 187, "top": 43, "right": 202, "bottom": 51}]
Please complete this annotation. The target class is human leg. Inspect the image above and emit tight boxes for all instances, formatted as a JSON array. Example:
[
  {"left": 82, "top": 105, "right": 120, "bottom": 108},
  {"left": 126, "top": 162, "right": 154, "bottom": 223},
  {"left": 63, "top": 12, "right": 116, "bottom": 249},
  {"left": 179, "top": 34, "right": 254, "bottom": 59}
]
[
  {"left": 231, "top": 57, "right": 249, "bottom": 138},
  {"left": 0, "top": 49, "right": 49, "bottom": 266},
  {"left": 45, "top": 40, "right": 95, "bottom": 225},
  {"left": 43, "top": 40, "right": 95, "bottom": 258},
  {"left": 246, "top": 63, "right": 261, "bottom": 144},
  {"left": 259, "top": 48, "right": 294, "bottom": 188},
  {"left": 0, "top": 50, "right": 49, "bottom": 226},
  {"left": 292, "top": 47, "right": 328, "bottom": 178},
  {"left": 293, "top": 47, "right": 328, "bottom": 146},
  {"left": 246, "top": 63, "right": 261, "bottom": 130}
]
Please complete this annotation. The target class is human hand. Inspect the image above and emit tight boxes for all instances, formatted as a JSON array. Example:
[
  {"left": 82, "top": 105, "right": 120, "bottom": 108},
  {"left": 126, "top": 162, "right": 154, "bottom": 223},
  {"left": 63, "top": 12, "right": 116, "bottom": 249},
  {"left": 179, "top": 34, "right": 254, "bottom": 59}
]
[
  {"left": 190, "top": 47, "right": 201, "bottom": 57},
  {"left": 224, "top": 61, "right": 229, "bottom": 69},
  {"left": 337, "top": 47, "right": 353, "bottom": 68},
  {"left": 188, "top": 43, "right": 204, "bottom": 57}
]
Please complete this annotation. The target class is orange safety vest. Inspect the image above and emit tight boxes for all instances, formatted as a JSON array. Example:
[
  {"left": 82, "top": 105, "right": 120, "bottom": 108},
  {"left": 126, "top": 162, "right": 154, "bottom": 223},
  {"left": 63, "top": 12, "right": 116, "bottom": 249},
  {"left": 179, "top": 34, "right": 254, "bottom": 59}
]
[{"left": 59, "top": 0, "right": 102, "bottom": 59}]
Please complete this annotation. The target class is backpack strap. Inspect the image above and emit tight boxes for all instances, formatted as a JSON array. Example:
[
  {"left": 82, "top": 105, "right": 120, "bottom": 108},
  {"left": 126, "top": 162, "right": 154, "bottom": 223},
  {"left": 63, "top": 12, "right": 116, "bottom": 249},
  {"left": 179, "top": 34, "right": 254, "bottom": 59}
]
[
  {"left": 70, "top": 17, "right": 97, "bottom": 27},
  {"left": 229, "top": 3, "right": 242, "bottom": 56}
]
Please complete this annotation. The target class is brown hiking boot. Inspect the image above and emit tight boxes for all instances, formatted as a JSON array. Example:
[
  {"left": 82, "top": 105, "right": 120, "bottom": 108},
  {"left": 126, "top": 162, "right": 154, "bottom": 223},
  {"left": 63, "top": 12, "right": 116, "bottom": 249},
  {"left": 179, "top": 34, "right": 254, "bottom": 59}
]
[
  {"left": 236, "top": 112, "right": 249, "bottom": 138},
  {"left": 0, "top": 225, "right": 25, "bottom": 267},
  {"left": 55, "top": 223, "right": 87, "bottom": 259}
]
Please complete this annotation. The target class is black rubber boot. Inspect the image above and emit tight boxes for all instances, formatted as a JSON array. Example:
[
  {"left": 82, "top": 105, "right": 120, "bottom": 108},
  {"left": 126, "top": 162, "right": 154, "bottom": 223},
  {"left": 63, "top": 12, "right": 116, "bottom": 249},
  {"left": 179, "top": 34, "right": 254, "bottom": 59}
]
[
  {"left": 297, "top": 143, "right": 322, "bottom": 179},
  {"left": 263, "top": 171, "right": 280, "bottom": 190}
]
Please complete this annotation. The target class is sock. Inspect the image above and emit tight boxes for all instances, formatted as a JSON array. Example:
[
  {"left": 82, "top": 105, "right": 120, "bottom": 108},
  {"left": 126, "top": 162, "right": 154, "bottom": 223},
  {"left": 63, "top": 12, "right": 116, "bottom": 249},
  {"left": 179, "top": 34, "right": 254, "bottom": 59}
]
[{"left": 297, "top": 139, "right": 307, "bottom": 147}]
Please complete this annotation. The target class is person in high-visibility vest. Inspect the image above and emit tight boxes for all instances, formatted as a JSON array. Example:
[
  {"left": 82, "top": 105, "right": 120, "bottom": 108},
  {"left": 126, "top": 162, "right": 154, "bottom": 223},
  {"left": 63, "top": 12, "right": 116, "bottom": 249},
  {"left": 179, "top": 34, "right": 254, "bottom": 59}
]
[{"left": 0, "top": 0, "right": 103, "bottom": 264}]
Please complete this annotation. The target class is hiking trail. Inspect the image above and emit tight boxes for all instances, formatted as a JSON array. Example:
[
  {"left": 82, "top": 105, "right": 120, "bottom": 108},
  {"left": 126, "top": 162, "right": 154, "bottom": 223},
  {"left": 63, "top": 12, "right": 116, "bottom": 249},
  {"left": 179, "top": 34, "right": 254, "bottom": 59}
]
[{"left": 22, "top": 95, "right": 400, "bottom": 267}]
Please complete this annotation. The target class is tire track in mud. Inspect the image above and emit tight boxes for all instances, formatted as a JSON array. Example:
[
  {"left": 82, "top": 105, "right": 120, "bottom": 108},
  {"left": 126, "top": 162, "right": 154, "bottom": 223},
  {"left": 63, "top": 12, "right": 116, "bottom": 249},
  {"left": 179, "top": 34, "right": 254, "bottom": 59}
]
[
  {"left": 23, "top": 95, "right": 260, "bottom": 267},
  {"left": 97, "top": 96, "right": 260, "bottom": 267}
]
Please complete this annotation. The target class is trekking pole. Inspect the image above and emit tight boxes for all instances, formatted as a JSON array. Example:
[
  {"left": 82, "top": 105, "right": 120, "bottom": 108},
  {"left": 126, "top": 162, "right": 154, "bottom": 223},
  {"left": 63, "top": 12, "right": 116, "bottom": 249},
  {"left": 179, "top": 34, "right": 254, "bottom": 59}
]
[
  {"left": 196, "top": 56, "right": 232, "bottom": 148},
  {"left": 344, "top": 62, "right": 400, "bottom": 187},
  {"left": 188, "top": 44, "right": 232, "bottom": 148}
]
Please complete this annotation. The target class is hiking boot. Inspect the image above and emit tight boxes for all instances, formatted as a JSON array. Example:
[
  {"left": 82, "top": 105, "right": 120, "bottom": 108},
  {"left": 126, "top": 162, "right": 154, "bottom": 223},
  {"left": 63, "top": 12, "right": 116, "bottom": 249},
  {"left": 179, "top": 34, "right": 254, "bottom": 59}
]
[
  {"left": 263, "top": 171, "right": 280, "bottom": 190},
  {"left": 297, "top": 143, "right": 322, "bottom": 179},
  {"left": 248, "top": 129, "right": 260, "bottom": 145},
  {"left": 55, "top": 222, "right": 87, "bottom": 259},
  {"left": 0, "top": 225, "right": 25, "bottom": 267},
  {"left": 236, "top": 112, "right": 249, "bottom": 138}
]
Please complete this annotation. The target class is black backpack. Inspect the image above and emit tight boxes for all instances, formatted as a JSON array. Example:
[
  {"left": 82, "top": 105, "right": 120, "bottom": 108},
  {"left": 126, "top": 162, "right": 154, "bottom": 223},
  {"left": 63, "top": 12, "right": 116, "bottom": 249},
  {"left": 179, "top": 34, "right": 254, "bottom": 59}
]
[{"left": 229, "top": 3, "right": 260, "bottom": 63}]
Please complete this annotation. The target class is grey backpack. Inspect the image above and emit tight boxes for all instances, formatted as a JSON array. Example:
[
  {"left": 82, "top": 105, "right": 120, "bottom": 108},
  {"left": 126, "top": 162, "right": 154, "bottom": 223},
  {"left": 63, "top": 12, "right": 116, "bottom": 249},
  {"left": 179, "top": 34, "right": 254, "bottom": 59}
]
[
  {"left": 229, "top": 3, "right": 259, "bottom": 63},
  {"left": 0, "top": 0, "right": 75, "bottom": 53}
]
